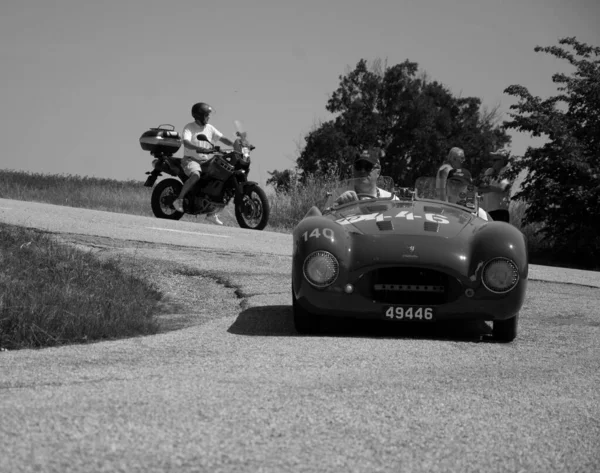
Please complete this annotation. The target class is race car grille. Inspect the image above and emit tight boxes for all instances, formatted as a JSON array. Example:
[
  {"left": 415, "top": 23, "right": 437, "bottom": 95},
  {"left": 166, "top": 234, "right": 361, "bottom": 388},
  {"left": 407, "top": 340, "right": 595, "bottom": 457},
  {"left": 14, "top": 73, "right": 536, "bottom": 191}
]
[
  {"left": 373, "top": 284, "right": 444, "bottom": 293},
  {"left": 370, "top": 267, "right": 461, "bottom": 305}
]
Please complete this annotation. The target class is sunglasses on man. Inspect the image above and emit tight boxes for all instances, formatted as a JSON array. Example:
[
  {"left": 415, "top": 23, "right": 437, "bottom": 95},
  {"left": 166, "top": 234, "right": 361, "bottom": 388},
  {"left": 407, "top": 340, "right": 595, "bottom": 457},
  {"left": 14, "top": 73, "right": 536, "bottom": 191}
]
[{"left": 354, "top": 161, "right": 379, "bottom": 173}]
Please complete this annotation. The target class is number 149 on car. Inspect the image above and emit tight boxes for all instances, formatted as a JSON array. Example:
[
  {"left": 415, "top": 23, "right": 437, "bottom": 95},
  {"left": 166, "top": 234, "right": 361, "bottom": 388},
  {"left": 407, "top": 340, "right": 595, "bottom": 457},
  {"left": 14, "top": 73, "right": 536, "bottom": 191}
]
[{"left": 384, "top": 306, "right": 434, "bottom": 321}]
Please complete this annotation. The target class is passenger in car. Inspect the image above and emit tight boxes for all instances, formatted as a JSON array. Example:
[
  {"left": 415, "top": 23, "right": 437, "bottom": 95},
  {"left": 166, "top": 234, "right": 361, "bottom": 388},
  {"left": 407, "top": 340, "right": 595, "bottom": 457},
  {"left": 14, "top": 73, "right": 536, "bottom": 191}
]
[
  {"left": 436, "top": 147, "right": 465, "bottom": 200},
  {"left": 446, "top": 169, "right": 489, "bottom": 221},
  {"left": 333, "top": 149, "right": 395, "bottom": 206}
]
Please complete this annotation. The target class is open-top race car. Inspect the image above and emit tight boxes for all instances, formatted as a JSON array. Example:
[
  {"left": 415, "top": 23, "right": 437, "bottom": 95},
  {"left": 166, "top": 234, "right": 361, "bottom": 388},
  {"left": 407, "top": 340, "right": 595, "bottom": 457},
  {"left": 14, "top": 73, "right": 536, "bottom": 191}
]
[{"left": 291, "top": 177, "right": 528, "bottom": 342}]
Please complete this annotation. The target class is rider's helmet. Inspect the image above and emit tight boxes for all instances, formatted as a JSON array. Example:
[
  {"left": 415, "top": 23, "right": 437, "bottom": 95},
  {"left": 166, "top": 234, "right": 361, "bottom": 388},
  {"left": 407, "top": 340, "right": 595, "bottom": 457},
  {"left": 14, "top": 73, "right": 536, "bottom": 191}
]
[{"left": 191, "top": 102, "right": 213, "bottom": 125}]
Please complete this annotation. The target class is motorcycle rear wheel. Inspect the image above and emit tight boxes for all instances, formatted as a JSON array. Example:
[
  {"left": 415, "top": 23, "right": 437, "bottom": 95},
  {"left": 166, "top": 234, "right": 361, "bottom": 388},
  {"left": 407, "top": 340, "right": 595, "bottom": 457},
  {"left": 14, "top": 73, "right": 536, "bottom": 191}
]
[
  {"left": 234, "top": 184, "right": 270, "bottom": 230},
  {"left": 151, "top": 178, "right": 184, "bottom": 220}
]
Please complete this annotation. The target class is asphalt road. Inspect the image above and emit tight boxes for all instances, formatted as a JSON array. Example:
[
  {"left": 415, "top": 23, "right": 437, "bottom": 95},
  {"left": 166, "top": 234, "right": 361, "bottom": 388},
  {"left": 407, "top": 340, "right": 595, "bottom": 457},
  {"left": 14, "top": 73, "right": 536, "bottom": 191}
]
[{"left": 1, "top": 199, "right": 599, "bottom": 473}]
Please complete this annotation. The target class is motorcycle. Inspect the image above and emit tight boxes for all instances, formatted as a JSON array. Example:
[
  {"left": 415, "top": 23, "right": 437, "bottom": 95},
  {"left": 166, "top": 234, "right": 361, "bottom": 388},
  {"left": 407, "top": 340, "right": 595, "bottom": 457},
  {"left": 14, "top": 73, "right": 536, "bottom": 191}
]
[{"left": 139, "top": 121, "right": 270, "bottom": 230}]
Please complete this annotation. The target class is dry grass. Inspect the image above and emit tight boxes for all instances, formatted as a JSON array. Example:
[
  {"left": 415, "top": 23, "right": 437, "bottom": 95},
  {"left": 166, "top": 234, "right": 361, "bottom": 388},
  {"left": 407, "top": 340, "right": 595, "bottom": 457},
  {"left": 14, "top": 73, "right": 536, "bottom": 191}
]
[
  {"left": 509, "top": 200, "right": 551, "bottom": 253},
  {"left": 0, "top": 169, "right": 151, "bottom": 216},
  {"left": 267, "top": 174, "right": 341, "bottom": 231}
]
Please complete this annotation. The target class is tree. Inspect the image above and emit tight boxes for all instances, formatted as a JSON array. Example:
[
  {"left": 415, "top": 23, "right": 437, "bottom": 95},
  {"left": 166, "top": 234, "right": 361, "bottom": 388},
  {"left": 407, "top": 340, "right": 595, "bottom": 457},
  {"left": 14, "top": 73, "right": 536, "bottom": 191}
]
[
  {"left": 296, "top": 59, "right": 510, "bottom": 185},
  {"left": 266, "top": 169, "right": 297, "bottom": 194},
  {"left": 503, "top": 37, "right": 600, "bottom": 266},
  {"left": 295, "top": 121, "right": 352, "bottom": 179}
]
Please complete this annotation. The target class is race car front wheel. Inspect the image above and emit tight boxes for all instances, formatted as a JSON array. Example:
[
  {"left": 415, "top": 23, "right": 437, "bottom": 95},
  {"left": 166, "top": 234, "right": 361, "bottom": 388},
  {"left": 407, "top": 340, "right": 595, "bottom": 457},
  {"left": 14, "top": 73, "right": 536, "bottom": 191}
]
[
  {"left": 292, "top": 287, "right": 320, "bottom": 335},
  {"left": 493, "top": 314, "right": 519, "bottom": 342}
]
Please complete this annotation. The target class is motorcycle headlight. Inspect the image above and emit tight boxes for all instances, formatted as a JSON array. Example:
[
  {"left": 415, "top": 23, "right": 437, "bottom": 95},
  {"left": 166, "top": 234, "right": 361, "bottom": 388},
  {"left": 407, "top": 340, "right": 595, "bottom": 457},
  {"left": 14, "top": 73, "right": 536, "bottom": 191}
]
[
  {"left": 482, "top": 257, "right": 519, "bottom": 293},
  {"left": 242, "top": 147, "right": 250, "bottom": 158},
  {"left": 303, "top": 251, "right": 339, "bottom": 288}
]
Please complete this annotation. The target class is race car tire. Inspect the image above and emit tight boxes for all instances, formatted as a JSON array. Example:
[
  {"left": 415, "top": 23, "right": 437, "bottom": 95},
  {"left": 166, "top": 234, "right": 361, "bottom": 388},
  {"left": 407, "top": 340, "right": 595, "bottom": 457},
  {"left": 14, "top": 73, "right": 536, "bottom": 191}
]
[
  {"left": 493, "top": 314, "right": 518, "bottom": 342},
  {"left": 292, "top": 289, "right": 320, "bottom": 335}
]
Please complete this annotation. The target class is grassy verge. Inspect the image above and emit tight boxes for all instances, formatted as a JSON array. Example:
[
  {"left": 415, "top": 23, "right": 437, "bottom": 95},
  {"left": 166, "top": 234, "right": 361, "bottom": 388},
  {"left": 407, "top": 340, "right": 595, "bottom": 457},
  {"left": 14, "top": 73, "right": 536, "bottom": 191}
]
[
  {"left": 0, "top": 169, "right": 152, "bottom": 216},
  {"left": 0, "top": 223, "right": 162, "bottom": 350}
]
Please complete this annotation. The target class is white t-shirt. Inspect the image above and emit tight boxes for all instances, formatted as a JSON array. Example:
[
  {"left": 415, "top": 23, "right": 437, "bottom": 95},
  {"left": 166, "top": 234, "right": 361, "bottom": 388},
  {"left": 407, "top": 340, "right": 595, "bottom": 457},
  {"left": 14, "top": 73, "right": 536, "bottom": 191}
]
[
  {"left": 378, "top": 188, "right": 393, "bottom": 199},
  {"left": 435, "top": 163, "right": 453, "bottom": 199},
  {"left": 481, "top": 166, "right": 511, "bottom": 211},
  {"left": 477, "top": 207, "right": 489, "bottom": 221},
  {"left": 182, "top": 122, "right": 223, "bottom": 159}
]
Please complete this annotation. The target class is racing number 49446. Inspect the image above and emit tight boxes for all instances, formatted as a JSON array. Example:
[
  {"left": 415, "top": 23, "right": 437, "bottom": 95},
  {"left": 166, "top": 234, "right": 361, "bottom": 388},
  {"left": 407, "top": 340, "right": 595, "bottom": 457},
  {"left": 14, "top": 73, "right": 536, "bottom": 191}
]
[{"left": 385, "top": 307, "right": 433, "bottom": 320}]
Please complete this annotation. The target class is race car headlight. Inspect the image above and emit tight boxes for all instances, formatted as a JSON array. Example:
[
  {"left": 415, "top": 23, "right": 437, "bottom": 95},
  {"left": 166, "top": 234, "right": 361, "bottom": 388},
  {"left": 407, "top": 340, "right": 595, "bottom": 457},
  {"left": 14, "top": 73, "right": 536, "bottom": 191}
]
[
  {"left": 482, "top": 257, "right": 519, "bottom": 294},
  {"left": 303, "top": 251, "right": 339, "bottom": 288}
]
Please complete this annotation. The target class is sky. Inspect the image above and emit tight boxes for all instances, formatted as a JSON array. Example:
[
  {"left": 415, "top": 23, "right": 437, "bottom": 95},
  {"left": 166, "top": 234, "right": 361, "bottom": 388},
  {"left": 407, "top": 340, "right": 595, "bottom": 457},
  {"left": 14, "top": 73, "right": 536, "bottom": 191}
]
[{"left": 1, "top": 0, "right": 599, "bottom": 187}]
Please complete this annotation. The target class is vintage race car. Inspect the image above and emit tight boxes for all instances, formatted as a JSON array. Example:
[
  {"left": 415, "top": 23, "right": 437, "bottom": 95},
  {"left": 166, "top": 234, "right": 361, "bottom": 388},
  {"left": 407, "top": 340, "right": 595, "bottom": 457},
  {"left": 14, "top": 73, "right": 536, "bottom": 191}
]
[{"left": 291, "top": 177, "right": 528, "bottom": 342}]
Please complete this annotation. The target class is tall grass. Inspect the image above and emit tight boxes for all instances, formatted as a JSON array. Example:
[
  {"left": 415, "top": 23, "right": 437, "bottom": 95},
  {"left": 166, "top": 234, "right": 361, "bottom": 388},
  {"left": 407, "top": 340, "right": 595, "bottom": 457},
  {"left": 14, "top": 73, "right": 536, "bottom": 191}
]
[
  {"left": 0, "top": 169, "right": 314, "bottom": 231},
  {"left": 0, "top": 169, "right": 152, "bottom": 216},
  {"left": 509, "top": 200, "right": 550, "bottom": 251},
  {"left": 0, "top": 223, "right": 162, "bottom": 349},
  {"left": 0, "top": 169, "right": 343, "bottom": 232},
  {"left": 268, "top": 174, "right": 341, "bottom": 231}
]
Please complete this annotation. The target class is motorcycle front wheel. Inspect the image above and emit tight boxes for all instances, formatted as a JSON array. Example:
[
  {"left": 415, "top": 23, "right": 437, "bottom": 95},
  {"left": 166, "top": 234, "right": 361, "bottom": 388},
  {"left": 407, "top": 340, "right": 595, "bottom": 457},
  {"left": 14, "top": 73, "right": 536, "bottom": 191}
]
[
  {"left": 234, "top": 184, "right": 270, "bottom": 230},
  {"left": 151, "top": 178, "right": 184, "bottom": 220}
]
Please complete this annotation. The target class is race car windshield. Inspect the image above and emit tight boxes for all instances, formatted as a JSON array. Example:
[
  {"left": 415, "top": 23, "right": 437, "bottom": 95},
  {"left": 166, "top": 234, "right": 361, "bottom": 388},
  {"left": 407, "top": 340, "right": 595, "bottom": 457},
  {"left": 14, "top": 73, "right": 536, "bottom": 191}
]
[
  {"left": 321, "top": 176, "right": 396, "bottom": 211},
  {"left": 414, "top": 176, "right": 479, "bottom": 213}
]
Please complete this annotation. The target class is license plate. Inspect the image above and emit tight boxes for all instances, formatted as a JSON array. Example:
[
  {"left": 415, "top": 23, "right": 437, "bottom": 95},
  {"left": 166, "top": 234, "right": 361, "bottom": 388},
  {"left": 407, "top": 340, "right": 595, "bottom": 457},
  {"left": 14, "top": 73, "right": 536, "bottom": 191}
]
[{"left": 383, "top": 306, "right": 435, "bottom": 321}]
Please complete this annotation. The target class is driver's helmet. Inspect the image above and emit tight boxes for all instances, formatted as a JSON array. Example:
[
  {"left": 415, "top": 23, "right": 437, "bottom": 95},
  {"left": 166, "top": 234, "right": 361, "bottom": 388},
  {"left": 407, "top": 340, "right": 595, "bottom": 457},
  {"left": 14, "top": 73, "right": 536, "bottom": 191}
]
[
  {"left": 446, "top": 168, "right": 473, "bottom": 205},
  {"left": 191, "top": 102, "right": 213, "bottom": 122}
]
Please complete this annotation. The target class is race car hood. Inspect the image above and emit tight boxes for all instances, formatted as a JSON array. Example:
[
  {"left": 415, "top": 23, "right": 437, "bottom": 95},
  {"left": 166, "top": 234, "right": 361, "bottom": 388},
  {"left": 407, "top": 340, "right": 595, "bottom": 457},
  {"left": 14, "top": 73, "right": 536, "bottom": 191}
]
[{"left": 329, "top": 199, "right": 480, "bottom": 239}]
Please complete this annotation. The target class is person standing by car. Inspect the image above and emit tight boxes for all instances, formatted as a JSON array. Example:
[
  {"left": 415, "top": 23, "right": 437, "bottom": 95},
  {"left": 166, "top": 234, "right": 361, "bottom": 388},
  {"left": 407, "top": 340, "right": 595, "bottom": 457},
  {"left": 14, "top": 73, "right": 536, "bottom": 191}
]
[
  {"left": 172, "top": 102, "right": 236, "bottom": 225},
  {"left": 479, "top": 149, "right": 511, "bottom": 222},
  {"left": 333, "top": 148, "right": 394, "bottom": 206},
  {"left": 435, "top": 147, "right": 466, "bottom": 200}
]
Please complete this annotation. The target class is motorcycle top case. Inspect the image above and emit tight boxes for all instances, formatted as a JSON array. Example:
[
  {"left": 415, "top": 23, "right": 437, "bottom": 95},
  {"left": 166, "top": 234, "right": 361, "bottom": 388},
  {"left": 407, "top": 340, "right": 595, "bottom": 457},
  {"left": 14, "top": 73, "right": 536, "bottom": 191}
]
[{"left": 139, "top": 124, "right": 181, "bottom": 157}]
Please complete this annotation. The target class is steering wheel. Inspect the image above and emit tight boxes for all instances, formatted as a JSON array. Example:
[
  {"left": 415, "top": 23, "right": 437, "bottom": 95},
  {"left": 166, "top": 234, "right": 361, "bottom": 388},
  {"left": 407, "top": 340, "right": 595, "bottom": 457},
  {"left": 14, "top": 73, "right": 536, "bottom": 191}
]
[{"left": 396, "top": 188, "right": 413, "bottom": 198}]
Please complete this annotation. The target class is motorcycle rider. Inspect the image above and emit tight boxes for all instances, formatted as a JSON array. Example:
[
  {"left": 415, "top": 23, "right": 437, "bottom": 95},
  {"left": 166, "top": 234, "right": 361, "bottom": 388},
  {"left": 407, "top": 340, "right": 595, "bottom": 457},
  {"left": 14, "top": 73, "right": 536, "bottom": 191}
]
[{"left": 173, "top": 102, "right": 236, "bottom": 225}]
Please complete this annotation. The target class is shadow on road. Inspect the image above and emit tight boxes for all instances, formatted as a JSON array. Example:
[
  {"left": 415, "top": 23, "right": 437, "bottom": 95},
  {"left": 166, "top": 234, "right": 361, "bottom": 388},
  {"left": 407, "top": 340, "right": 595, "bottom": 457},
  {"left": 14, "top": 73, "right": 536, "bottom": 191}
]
[{"left": 228, "top": 305, "right": 495, "bottom": 342}]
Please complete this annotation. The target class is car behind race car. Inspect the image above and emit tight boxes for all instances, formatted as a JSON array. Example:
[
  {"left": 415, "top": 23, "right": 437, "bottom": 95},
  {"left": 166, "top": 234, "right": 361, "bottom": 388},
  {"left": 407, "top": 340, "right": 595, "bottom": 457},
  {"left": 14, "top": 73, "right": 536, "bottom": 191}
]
[{"left": 291, "top": 177, "right": 528, "bottom": 342}]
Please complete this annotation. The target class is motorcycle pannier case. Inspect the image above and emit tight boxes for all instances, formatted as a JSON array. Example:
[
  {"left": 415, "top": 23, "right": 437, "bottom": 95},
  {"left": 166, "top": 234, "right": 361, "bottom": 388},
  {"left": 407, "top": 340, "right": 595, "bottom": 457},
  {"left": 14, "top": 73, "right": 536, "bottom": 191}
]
[
  {"left": 206, "top": 155, "right": 235, "bottom": 181},
  {"left": 140, "top": 124, "right": 182, "bottom": 157}
]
